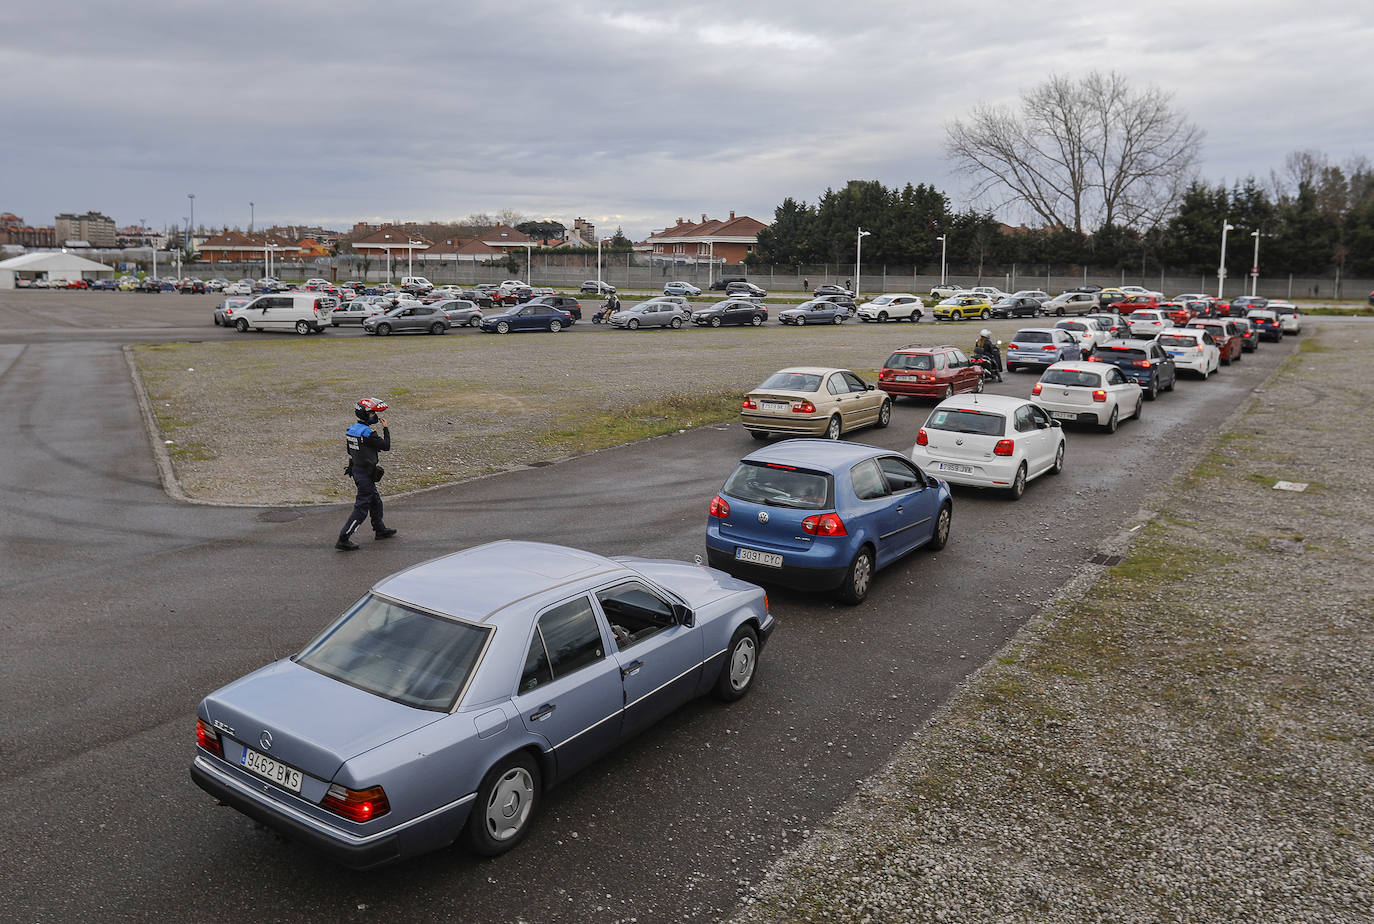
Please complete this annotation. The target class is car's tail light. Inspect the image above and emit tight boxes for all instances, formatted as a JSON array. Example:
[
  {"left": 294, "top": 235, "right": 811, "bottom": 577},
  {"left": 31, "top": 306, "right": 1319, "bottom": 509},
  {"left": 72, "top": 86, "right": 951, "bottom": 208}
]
[
  {"left": 322, "top": 784, "right": 390, "bottom": 822},
  {"left": 195, "top": 718, "right": 222, "bottom": 757},
  {"left": 1092, "top": 389, "right": 1107, "bottom": 402},
  {"left": 741, "top": 398, "right": 757, "bottom": 410},
  {"left": 801, "top": 512, "right": 847, "bottom": 536},
  {"left": 1031, "top": 383, "right": 1043, "bottom": 395},
  {"left": 1133, "top": 360, "right": 1151, "bottom": 368},
  {"left": 794, "top": 401, "right": 816, "bottom": 414},
  {"left": 916, "top": 428, "right": 929, "bottom": 446},
  {"left": 879, "top": 369, "right": 892, "bottom": 378},
  {"left": 709, "top": 494, "right": 730, "bottom": 518},
  {"left": 1086, "top": 354, "right": 1102, "bottom": 362},
  {"left": 1041, "top": 344, "right": 1058, "bottom": 351},
  {"left": 993, "top": 439, "right": 1015, "bottom": 456},
  {"left": 1195, "top": 345, "right": 1204, "bottom": 352}
]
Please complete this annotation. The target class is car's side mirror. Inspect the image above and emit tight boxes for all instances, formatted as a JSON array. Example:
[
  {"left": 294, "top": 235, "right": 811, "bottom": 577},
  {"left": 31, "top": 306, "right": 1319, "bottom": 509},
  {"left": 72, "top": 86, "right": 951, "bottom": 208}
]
[
  {"left": 865, "top": 383, "right": 875, "bottom": 391},
  {"left": 672, "top": 603, "right": 694, "bottom": 628},
  {"left": 1050, "top": 419, "right": 1062, "bottom": 428}
]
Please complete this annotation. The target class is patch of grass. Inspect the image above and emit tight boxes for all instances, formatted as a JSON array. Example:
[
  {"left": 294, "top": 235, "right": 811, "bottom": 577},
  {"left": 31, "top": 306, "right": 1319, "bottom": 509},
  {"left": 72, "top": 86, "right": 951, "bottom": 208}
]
[
  {"left": 1247, "top": 473, "right": 1280, "bottom": 488},
  {"left": 167, "top": 440, "right": 215, "bottom": 461},
  {"left": 1301, "top": 306, "right": 1374, "bottom": 317},
  {"left": 1183, "top": 431, "right": 1254, "bottom": 487},
  {"left": 1298, "top": 339, "right": 1332, "bottom": 352},
  {"left": 536, "top": 391, "right": 742, "bottom": 454}
]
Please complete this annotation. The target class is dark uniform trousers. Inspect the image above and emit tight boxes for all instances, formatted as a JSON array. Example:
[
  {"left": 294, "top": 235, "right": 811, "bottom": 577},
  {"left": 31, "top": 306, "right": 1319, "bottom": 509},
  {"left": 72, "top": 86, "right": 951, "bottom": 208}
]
[{"left": 340, "top": 467, "right": 384, "bottom": 540}]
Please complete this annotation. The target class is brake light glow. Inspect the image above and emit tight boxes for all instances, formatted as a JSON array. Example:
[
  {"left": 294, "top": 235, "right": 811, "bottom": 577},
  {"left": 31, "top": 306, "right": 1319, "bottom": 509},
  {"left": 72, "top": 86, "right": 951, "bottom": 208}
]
[
  {"left": 801, "top": 512, "right": 847, "bottom": 536},
  {"left": 195, "top": 718, "right": 222, "bottom": 757},
  {"left": 916, "top": 428, "right": 928, "bottom": 446},
  {"left": 1132, "top": 360, "right": 1151, "bottom": 368},
  {"left": 764, "top": 462, "right": 797, "bottom": 470},
  {"left": 1007, "top": 343, "right": 1019, "bottom": 350},
  {"left": 993, "top": 439, "right": 1015, "bottom": 456},
  {"left": 1086, "top": 354, "right": 1102, "bottom": 362},
  {"left": 322, "top": 784, "right": 390, "bottom": 822},
  {"left": 1041, "top": 344, "right": 1058, "bottom": 351},
  {"left": 794, "top": 401, "right": 816, "bottom": 414},
  {"left": 709, "top": 494, "right": 730, "bottom": 518},
  {"left": 1092, "top": 389, "right": 1107, "bottom": 402},
  {"left": 741, "top": 398, "right": 757, "bottom": 410},
  {"left": 1031, "top": 383, "right": 1043, "bottom": 395}
]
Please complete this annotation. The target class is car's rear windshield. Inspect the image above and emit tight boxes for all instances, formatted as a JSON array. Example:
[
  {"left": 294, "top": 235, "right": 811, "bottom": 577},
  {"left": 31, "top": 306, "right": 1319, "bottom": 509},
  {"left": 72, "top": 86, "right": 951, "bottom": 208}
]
[
  {"left": 925, "top": 408, "right": 1006, "bottom": 436},
  {"left": 758, "top": 372, "right": 822, "bottom": 391},
  {"left": 723, "top": 461, "right": 832, "bottom": 510},
  {"left": 296, "top": 594, "right": 491, "bottom": 711},
  {"left": 1159, "top": 334, "right": 1199, "bottom": 347},
  {"left": 1274, "top": 306, "right": 1298, "bottom": 315},
  {"left": 1012, "top": 331, "right": 1051, "bottom": 343},
  {"left": 1041, "top": 369, "right": 1102, "bottom": 387},
  {"left": 885, "top": 353, "right": 934, "bottom": 370},
  {"left": 1056, "top": 322, "right": 1088, "bottom": 332},
  {"left": 1098, "top": 346, "right": 1147, "bottom": 360},
  {"left": 1130, "top": 311, "right": 1158, "bottom": 318}
]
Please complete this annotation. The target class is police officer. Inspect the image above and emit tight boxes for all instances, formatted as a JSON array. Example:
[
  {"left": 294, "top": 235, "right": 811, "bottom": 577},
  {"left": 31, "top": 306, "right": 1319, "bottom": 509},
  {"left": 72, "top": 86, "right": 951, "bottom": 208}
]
[{"left": 335, "top": 397, "right": 397, "bottom": 551}]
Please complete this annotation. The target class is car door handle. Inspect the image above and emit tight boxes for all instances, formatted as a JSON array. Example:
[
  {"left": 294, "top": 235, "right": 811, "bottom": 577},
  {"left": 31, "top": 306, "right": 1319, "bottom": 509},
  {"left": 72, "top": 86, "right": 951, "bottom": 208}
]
[
  {"left": 621, "top": 660, "right": 643, "bottom": 677},
  {"left": 529, "top": 704, "right": 556, "bottom": 721}
]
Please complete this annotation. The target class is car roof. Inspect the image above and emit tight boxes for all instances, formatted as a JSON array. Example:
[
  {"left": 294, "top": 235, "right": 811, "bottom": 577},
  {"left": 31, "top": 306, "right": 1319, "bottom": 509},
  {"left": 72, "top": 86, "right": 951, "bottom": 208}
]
[
  {"left": 1011, "top": 327, "right": 1061, "bottom": 334},
  {"left": 933, "top": 394, "right": 1030, "bottom": 412},
  {"left": 1099, "top": 338, "right": 1157, "bottom": 348},
  {"left": 1161, "top": 328, "right": 1206, "bottom": 338},
  {"left": 742, "top": 438, "right": 892, "bottom": 469},
  {"left": 373, "top": 540, "right": 623, "bottom": 623},
  {"left": 891, "top": 344, "right": 958, "bottom": 353},
  {"left": 1045, "top": 361, "right": 1103, "bottom": 373},
  {"left": 771, "top": 366, "right": 850, "bottom": 376}
]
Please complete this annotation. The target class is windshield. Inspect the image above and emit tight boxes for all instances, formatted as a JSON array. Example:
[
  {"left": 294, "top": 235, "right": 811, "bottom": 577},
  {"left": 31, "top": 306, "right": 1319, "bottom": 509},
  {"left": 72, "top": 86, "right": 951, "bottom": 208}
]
[
  {"left": 1159, "top": 334, "right": 1200, "bottom": 347},
  {"left": 1057, "top": 322, "right": 1088, "bottom": 332},
  {"left": 1041, "top": 369, "right": 1102, "bottom": 387},
  {"left": 871, "top": 296, "right": 895, "bottom": 305},
  {"left": 1012, "top": 331, "right": 1051, "bottom": 343},
  {"left": 1099, "top": 347, "right": 1146, "bottom": 360},
  {"left": 723, "top": 461, "right": 831, "bottom": 509},
  {"left": 885, "top": 352, "right": 934, "bottom": 370},
  {"left": 759, "top": 371, "right": 822, "bottom": 392},
  {"left": 296, "top": 594, "right": 491, "bottom": 711},
  {"left": 924, "top": 408, "right": 1006, "bottom": 436}
]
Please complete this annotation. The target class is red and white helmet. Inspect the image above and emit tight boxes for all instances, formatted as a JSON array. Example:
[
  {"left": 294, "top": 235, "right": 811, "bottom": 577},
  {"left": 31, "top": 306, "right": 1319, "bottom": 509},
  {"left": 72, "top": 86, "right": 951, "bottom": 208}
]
[{"left": 354, "top": 397, "right": 388, "bottom": 422}]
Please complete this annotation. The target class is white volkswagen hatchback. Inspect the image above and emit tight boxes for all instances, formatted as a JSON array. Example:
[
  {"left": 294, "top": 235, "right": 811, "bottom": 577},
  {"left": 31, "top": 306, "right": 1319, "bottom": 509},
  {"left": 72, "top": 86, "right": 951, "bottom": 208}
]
[
  {"left": 1157, "top": 328, "right": 1222, "bottom": 379},
  {"left": 910, "top": 394, "right": 1066, "bottom": 500},
  {"left": 1031, "top": 361, "right": 1142, "bottom": 432}
]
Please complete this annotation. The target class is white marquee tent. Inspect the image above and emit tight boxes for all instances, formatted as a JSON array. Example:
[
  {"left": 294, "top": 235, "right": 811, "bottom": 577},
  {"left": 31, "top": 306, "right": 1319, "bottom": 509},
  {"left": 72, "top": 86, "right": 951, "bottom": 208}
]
[{"left": 0, "top": 252, "right": 116, "bottom": 289}]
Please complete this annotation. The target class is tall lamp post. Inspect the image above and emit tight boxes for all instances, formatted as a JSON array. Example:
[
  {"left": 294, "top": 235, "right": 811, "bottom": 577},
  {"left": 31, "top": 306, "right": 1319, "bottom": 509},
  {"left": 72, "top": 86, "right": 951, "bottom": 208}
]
[
  {"left": 706, "top": 240, "right": 715, "bottom": 289},
  {"left": 249, "top": 201, "right": 254, "bottom": 233},
  {"left": 855, "top": 228, "right": 872, "bottom": 300},
  {"left": 523, "top": 243, "right": 532, "bottom": 285},
  {"left": 1250, "top": 230, "right": 1262, "bottom": 297},
  {"left": 187, "top": 194, "right": 195, "bottom": 258},
  {"left": 407, "top": 239, "right": 423, "bottom": 279},
  {"left": 1216, "top": 221, "right": 1234, "bottom": 298},
  {"left": 936, "top": 233, "right": 947, "bottom": 285},
  {"left": 597, "top": 236, "right": 613, "bottom": 292}
]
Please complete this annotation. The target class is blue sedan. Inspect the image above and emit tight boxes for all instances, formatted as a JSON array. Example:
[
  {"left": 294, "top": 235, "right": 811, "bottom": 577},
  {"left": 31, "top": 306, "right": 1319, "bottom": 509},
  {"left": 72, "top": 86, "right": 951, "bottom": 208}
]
[
  {"left": 479, "top": 303, "right": 573, "bottom": 333},
  {"left": 191, "top": 541, "right": 773, "bottom": 867},
  {"left": 706, "top": 440, "right": 953, "bottom": 604}
]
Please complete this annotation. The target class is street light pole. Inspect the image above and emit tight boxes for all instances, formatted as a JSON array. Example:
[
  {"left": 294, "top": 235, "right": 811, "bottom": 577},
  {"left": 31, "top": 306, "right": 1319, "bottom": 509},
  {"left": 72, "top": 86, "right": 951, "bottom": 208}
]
[
  {"left": 597, "top": 237, "right": 612, "bottom": 292},
  {"left": 408, "top": 239, "right": 423, "bottom": 279},
  {"left": 1217, "top": 221, "right": 1234, "bottom": 298},
  {"left": 855, "top": 228, "right": 872, "bottom": 300},
  {"left": 936, "top": 234, "right": 947, "bottom": 285},
  {"left": 187, "top": 194, "right": 195, "bottom": 258},
  {"left": 1250, "top": 230, "right": 1261, "bottom": 297},
  {"left": 249, "top": 201, "right": 254, "bottom": 233},
  {"left": 707, "top": 241, "right": 715, "bottom": 288},
  {"left": 524, "top": 244, "right": 532, "bottom": 285}
]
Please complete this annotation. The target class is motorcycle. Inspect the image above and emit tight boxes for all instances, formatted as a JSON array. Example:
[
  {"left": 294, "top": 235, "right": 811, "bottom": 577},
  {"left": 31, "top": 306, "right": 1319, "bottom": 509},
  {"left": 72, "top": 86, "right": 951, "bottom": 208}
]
[{"left": 971, "top": 344, "right": 1003, "bottom": 383}]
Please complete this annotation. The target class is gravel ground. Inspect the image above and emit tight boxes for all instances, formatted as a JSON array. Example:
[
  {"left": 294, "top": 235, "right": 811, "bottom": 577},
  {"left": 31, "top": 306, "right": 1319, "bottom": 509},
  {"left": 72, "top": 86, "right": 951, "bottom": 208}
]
[
  {"left": 130, "top": 319, "right": 1023, "bottom": 505},
  {"left": 732, "top": 321, "right": 1374, "bottom": 922}
]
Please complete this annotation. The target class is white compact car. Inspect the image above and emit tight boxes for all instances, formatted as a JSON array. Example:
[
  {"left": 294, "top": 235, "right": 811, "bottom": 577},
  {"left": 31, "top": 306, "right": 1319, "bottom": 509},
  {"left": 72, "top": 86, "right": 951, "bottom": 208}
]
[
  {"left": 1267, "top": 300, "right": 1303, "bottom": 335},
  {"left": 1031, "top": 361, "right": 1142, "bottom": 432},
  {"left": 857, "top": 294, "right": 929, "bottom": 323},
  {"left": 910, "top": 393, "right": 1066, "bottom": 500},
  {"left": 1054, "top": 317, "right": 1110, "bottom": 356},
  {"left": 1156, "top": 328, "right": 1222, "bottom": 379},
  {"left": 1127, "top": 309, "right": 1173, "bottom": 337}
]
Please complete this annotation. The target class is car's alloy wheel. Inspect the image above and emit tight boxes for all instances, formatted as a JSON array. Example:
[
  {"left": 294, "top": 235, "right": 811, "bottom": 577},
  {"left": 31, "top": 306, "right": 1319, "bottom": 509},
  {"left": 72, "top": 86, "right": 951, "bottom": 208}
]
[
  {"left": 377, "top": 323, "right": 391, "bottom": 336},
  {"left": 295, "top": 320, "right": 311, "bottom": 335},
  {"left": 1008, "top": 464, "right": 1027, "bottom": 500},
  {"left": 877, "top": 311, "right": 888, "bottom": 322},
  {"left": 751, "top": 315, "right": 764, "bottom": 326},
  {"left": 670, "top": 317, "right": 682, "bottom": 329},
  {"left": 549, "top": 320, "right": 562, "bottom": 332},
  {"left": 628, "top": 318, "right": 639, "bottom": 329},
  {"left": 930, "top": 503, "right": 952, "bottom": 550},
  {"left": 714, "top": 625, "right": 759, "bottom": 701},
  {"left": 837, "top": 547, "right": 874, "bottom": 605},
  {"left": 235, "top": 318, "right": 249, "bottom": 332},
  {"left": 428, "top": 322, "right": 444, "bottom": 335},
  {"left": 832, "top": 314, "right": 843, "bottom": 324},
  {"left": 465, "top": 753, "right": 541, "bottom": 856},
  {"left": 877, "top": 399, "right": 892, "bottom": 428},
  {"left": 941, "top": 385, "right": 953, "bottom": 399},
  {"left": 825, "top": 416, "right": 842, "bottom": 440},
  {"left": 795, "top": 316, "right": 805, "bottom": 326},
  {"left": 709, "top": 317, "right": 722, "bottom": 328},
  {"left": 1104, "top": 406, "right": 1119, "bottom": 433},
  {"left": 980, "top": 309, "right": 990, "bottom": 320},
  {"left": 496, "top": 321, "right": 510, "bottom": 334},
  {"left": 1050, "top": 442, "right": 1065, "bottom": 475}
]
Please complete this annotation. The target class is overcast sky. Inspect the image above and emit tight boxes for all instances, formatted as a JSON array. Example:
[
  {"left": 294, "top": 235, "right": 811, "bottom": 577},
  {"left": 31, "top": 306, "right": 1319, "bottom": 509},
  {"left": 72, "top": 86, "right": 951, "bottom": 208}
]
[{"left": 4, "top": 1, "right": 1370, "bottom": 240}]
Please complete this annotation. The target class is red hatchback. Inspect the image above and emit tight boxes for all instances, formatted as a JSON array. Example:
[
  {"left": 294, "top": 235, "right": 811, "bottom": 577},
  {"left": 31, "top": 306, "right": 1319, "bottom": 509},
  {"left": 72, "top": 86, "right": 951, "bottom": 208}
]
[
  {"left": 877, "top": 344, "right": 983, "bottom": 400},
  {"left": 1187, "top": 319, "right": 1244, "bottom": 364}
]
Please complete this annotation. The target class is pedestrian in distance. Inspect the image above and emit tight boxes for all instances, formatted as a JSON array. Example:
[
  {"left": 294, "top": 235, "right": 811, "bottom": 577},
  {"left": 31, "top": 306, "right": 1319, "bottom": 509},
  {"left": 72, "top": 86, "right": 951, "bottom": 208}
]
[
  {"left": 802, "top": 277, "right": 809, "bottom": 292},
  {"left": 336, "top": 397, "right": 397, "bottom": 551}
]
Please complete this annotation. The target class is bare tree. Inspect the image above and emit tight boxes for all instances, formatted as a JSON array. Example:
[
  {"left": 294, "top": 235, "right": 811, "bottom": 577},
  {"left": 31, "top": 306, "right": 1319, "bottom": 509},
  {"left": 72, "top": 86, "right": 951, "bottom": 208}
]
[{"left": 945, "top": 72, "right": 1203, "bottom": 233}]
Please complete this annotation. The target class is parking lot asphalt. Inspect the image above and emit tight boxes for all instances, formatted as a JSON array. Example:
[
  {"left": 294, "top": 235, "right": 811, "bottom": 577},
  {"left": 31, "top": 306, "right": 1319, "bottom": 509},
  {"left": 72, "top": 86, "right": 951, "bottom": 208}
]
[{"left": 0, "top": 291, "right": 1301, "bottom": 922}]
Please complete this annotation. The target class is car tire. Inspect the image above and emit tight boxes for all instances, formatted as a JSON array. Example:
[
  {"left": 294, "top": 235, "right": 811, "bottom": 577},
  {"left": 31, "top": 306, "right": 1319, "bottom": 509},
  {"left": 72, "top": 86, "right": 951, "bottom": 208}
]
[
  {"left": 877, "top": 311, "right": 888, "bottom": 322},
  {"left": 1200, "top": 365, "right": 1208, "bottom": 380},
  {"left": 836, "top": 546, "right": 874, "bottom": 605},
  {"left": 670, "top": 317, "right": 682, "bottom": 329},
  {"left": 825, "top": 416, "right": 842, "bottom": 440},
  {"left": 235, "top": 318, "right": 249, "bottom": 332},
  {"left": 1134, "top": 397, "right": 1143, "bottom": 421},
  {"left": 940, "top": 385, "right": 953, "bottom": 400},
  {"left": 750, "top": 431, "right": 769, "bottom": 441},
  {"left": 928, "top": 503, "right": 952, "bottom": 550},
  {"left": 1008, "top": 463, "right": 1027, "bottom": 500},
  {"left": 1056, "top": 307, "right": 1065, "bottom": 316},
  {"left": 713, "top": 624, "right": 759, "bottom": 702},
  {"left": 1033, "top": 307, "right": 1042, "bottom": 317},
  {"left": 832, "top": 314, "right": 843, "bottom": 324},
  {"left": 709, "top": 317, "right": 722, "bottom": 328},
  {"left": 1165, "top": 374, "right": 1176, "bottom": 392},
  {"left": 496, "top": 321, "right": 510, "bottom": 334},
  {"left": 980, "top": 309, "right": 990, "bottom": 320},
  {"left": 751, "top": 315, "right": 764, "bottom": 326},
  {"left": 1050, "top": 441, "right": 1065, "bottom": 475},
  {"left": 876, "top": 399, "right": 892, "bottom": 428},
  {"left": 626, "top": 318, "right": 639, "bottom": 330},
  {"left": 1145, "top": 379, "right": 1158, "bottom": 401},
  {"left": 549, "top": 320, "right": 563, "bottom": 332},
  {"left": 464, "top": 751, "right": 541, "bottom": 857},
  {"left": 973, "top": 377, "right": 985, "bottom": 393},
  {"left": 377, "top": 323, "right": 392, "bottom": 336},
  {"left": 1104, "top": 406, "right": 1119, "bottom": 433}
]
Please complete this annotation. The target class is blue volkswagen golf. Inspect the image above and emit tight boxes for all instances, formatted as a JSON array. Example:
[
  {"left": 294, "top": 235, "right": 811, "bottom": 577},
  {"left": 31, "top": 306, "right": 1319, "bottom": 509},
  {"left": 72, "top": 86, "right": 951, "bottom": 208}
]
[{"left": 706, "top": 440, "right": 953, "bottom": 604}]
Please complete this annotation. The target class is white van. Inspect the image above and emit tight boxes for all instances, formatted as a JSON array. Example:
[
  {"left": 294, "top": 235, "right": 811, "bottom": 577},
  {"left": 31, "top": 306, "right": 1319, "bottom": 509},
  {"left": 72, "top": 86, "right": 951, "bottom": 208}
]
[
  {"left": 399, "top": 276, "right": 434, "bottom": 294},
  {"left": 231, "top": 293, "right": 337, "bottom": 334}
]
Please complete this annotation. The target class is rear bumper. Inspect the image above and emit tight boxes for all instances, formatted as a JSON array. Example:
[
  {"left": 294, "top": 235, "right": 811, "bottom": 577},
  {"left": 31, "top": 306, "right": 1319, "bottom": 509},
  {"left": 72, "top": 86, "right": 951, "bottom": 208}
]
[
  {"left": 740, "top": 412, "right": 827, "bottom": 436},
  {"left": 879, "top": 382, "right": 946, "bottom": 397},
  {"left": 705, "top": 547, "right": 848, "bottom": 592}
]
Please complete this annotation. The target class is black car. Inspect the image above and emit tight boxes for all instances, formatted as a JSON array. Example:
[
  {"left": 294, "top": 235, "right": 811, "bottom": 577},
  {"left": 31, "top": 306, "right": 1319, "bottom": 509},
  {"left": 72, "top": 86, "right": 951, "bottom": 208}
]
[
  {"left": 726, "top": 281, "right": 768, "bottom": 298},
  {"left": 990, "top": 296, "right": 1043, "bottom": 318},
  {"left": 526, "top": 294, "right": 582, "bottom": 321},
  {"left": 1247, "top": 312, "right": 1283, "bottom": 341},
  {"left": 691, "top": 299, "right": 768, "bottom": 327},
  {"left": 178, "top": 279, "right": 207, "bottom": 294},
  {"left": 136, "top": 277, "right": 164, "bottom": 293},
  {"left": 1091, "top": 338, "right": 1176, "bottom": 400},
  {"left": 812, "top": 284, "right": 853, "bottom": 298},
  {"left": 709, "top": 276, "right": 747, "bottom": 291},
  {"left": 812, "top": 294, "right": 857, "bottom": 314}
]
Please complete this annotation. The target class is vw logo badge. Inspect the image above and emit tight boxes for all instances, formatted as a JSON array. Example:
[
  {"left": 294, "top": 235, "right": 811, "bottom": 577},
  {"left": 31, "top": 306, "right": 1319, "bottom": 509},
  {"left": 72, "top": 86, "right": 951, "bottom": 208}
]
[
  {"left": 955, "top": 438, "right": 964, "bottom": 446},
  {"left": 757, "top": 511, "right": 770, "bottom": 524},
  {"left": 259, "top": 730, "right": 274, "bottom": 751}
]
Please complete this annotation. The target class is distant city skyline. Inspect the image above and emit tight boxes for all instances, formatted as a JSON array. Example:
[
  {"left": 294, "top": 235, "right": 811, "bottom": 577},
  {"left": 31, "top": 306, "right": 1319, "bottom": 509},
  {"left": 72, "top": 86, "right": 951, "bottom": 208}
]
[{"left": 5, "top": 1, "right": 1370, "bottom": 242}]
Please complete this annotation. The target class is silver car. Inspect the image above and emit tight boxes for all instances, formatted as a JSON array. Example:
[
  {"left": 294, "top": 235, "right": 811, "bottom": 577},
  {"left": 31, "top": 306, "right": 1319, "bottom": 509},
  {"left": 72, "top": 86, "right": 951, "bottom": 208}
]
[
  {"left": 363, "top": 305, "right": 452, "bottom": 335},
  {"left": 610, "top": 300, "right": 688, "bottom": 329},
  {"left": 214, "top": 296, "right": 253, "bottom": 327},
  {"left": 190, "top": 541, "right": 773, "bottom": 867},
  {"left": 432, "top": 299, "right": 484, "bottom": 327}
]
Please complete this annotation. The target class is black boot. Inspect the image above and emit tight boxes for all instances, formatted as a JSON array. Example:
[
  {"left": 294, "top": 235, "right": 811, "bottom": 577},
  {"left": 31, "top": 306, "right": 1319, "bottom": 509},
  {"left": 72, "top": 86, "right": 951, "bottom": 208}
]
[
  {"left": 335, "top": 537, "right": 360, "bottom": 551},
  {"left": 375, "top": 527, "right": 397, "bottom": 539}
]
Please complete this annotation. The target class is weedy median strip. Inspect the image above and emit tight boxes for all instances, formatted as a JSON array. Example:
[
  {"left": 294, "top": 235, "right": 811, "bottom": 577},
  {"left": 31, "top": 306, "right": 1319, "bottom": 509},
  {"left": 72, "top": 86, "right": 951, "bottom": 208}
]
[{"left": 735, "top": 319, "right": 1374, "bottom": 923}]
